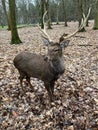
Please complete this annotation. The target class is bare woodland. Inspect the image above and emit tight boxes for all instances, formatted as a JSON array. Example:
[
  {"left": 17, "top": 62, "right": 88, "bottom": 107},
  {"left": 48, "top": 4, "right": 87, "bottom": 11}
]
[
  {"left": 0, "top": 21, "right": 98, "bottom": 129},
  {"left": 0, "top": 0, "right": 98, "bottom": 129}
]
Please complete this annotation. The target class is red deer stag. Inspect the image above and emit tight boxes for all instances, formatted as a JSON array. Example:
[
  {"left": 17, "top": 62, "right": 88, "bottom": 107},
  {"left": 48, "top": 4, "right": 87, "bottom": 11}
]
[{"left": 13, "top": 8, "right": 91, "bottom": 102}]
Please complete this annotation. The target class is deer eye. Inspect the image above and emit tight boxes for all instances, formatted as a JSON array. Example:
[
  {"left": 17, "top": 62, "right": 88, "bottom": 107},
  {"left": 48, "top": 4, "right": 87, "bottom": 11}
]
[
  {"left": 55, "top": 47, "right": 62, "bottom": 51},
  {"left": 55, "top": 49, "right": 58, "bottom": 51}
]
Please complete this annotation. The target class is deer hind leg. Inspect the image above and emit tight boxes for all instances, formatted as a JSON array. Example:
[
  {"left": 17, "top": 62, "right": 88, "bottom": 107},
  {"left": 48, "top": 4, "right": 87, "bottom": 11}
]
[{"left": 26, "top": 76, "right": 34, "bottom": 91}]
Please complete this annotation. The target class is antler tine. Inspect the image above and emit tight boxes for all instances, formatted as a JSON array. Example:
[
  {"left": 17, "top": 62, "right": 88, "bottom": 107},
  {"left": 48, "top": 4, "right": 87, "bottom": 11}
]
[
  {"left": 38, "top": 11, "right": 52, "bottom": 42},
  {"left": 63, "top": 7, "right": 91, "bottom": 40}
]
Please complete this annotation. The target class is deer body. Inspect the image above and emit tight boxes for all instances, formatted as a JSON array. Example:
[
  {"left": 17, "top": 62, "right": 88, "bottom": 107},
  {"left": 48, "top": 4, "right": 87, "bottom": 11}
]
[
  {"left": 14, "top": 51, "right": 65, "bottom": 82},
  {"left": 13, "top": 41, "right": 68, "bottom": 102}
]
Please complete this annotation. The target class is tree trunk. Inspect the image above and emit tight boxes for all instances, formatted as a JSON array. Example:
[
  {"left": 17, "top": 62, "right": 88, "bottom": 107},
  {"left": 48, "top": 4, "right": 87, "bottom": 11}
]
[
  {"left": 93, "top": 0, "right": 98, "bottom": 29},
  {"left": 45, "top": 0, "right": 52, "bottom": 29},
  {"left": 62, "top": 0, "right": 67, "bottom": 26},
  {"left": 77, "top": 0, "right": 85, "bottom": 32},
  {"left": 0, "top": 10, "right": 4, "bottom": 28},
  {"left": 9, "top": 0, "right": 22, "bottom": 44},
  {"left": 1, "top": 0, "right": 11, "bottom": 30},
  {"left": 56, "top": 2, "right": 59, "bottom": 25},
  {"left": 41, "top": 0, "right": 45, "bottom": 29},
  {"left": 84, "top": 0, "right": 90, "bottom": 26}
]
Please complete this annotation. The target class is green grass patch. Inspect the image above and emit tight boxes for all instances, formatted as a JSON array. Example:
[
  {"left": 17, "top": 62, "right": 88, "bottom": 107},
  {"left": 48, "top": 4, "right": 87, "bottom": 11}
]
[
  {"left": 0, "top": 24, "right": 37, "bottom": 30},
  {"left": 0, "top": 26, "right": 8, "bottom": 30}
]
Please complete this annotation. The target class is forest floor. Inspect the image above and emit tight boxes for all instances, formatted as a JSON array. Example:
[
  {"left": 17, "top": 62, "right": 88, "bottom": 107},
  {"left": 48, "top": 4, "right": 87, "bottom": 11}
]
[{"left": 0, "top": 21, "right": 98, "bottom": 130}]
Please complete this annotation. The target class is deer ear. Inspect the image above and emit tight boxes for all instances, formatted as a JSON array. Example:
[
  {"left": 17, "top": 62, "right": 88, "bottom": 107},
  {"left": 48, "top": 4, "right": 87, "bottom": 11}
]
[
  {"left": 60, "top": 40, "right": 70, "bottom": 48},
  {"left": 41, "top": 35, "right": 50, "bottom": 46}
]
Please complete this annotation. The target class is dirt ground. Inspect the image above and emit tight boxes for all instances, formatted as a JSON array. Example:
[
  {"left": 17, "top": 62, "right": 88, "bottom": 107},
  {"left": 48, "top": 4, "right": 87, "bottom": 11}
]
[{"left": 0, "top": 21, "right": 98, "bottom": 130}]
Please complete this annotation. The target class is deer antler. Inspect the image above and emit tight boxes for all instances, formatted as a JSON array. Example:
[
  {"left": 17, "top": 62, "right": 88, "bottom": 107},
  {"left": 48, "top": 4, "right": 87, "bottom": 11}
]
[
  {"left": 38, "top": 11, "right": 52, "bottom": 42},
  {"left": 63, "top": 7, "right": 91, "bottom": 40}
]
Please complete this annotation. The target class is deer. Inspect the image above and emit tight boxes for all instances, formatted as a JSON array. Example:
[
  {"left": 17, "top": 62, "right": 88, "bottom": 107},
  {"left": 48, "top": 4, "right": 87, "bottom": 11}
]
[{"left": 13, "top": 8, "right": 91, "bottom": 102}]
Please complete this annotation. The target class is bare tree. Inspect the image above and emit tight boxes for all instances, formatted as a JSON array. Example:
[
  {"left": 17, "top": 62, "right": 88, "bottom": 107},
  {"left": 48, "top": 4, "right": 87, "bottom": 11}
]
[
  {"left": 62, "top": 0, "right": 67, "bottom": 26},
  {"left": 56, "top": 2, "right": 59, "bottom": 24},
  {"left": 45, "top": 0, "right": 52, "bottom": 29},
  {"left": 85, "top": 0, "right": 90, "bottom": 26},
  {"left": 1, "top": 0, "right": 10, "bottom": 30},
  {"left": 9, "top": 0, "right": 22, "bottom": 44},
  {"left": 93, "top": 0, "right": 98, "bottom": 29},
  {"left": 77, "top": 0, "right": 85, "bottom": 32},
  {"left": 40, "top": 0, "right": 52, "bottom": 29},
  {"left": 41, "top": 0, "right": 45, "bottom": 29}
]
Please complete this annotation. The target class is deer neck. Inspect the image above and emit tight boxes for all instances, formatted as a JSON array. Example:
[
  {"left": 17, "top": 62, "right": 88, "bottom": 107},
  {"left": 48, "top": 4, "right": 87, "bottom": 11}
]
[{"left": 50, "top": 56, "right": 65, "bottom": 75}]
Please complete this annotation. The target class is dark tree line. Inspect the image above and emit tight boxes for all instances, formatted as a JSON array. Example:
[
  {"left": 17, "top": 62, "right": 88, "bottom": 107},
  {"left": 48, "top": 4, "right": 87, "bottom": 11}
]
[
  {"left": 0, "top": 0, "right": 97, "bottom": 25},
  {"left": 0, "top": 0, "right": 98, "bottom": 44}
]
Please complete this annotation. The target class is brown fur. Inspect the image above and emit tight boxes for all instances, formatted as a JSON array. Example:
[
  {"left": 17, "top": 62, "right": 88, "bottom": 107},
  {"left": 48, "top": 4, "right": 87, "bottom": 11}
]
[{"left": 13, "top": 37, "right": 69, "bottom": 102}]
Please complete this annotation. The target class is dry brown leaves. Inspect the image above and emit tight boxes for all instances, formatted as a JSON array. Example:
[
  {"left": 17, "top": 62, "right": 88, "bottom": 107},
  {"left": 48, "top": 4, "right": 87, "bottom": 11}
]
[{"left": 0, "top": 21, "right": 98, "bottom": 130}]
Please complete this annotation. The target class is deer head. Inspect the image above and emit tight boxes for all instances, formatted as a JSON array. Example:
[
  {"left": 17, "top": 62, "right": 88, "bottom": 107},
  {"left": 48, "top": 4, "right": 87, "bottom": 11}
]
[{"left": 38, "top": 8, "right": 91, "bottom": 61}]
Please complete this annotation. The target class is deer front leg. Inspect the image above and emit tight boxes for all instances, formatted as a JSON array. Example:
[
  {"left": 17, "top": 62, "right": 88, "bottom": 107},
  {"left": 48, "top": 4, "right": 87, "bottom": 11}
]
[{"left": 44, "top": 82, "right": 54, "bottom": 102}]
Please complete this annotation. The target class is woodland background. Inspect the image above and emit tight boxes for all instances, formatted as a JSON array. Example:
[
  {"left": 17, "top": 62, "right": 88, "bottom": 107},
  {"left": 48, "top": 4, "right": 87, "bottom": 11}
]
[{"left": 0, "top": 0, "right": 98, "bottom": 130}]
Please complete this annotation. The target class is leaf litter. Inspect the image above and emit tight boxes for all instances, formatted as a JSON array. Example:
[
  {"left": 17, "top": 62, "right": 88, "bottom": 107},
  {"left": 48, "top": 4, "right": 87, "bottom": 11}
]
[{"left": 0, "top": 21, "right": 98, "bottom": 130}]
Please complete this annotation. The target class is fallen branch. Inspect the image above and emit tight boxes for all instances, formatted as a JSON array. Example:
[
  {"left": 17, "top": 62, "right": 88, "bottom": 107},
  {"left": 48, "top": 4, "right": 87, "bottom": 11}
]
[
  {"left": 78, "top": 44, "right": 93, "bottom": 47},
  {"left": 68, "top": 44, "right": 93, "bottom": 47}
]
